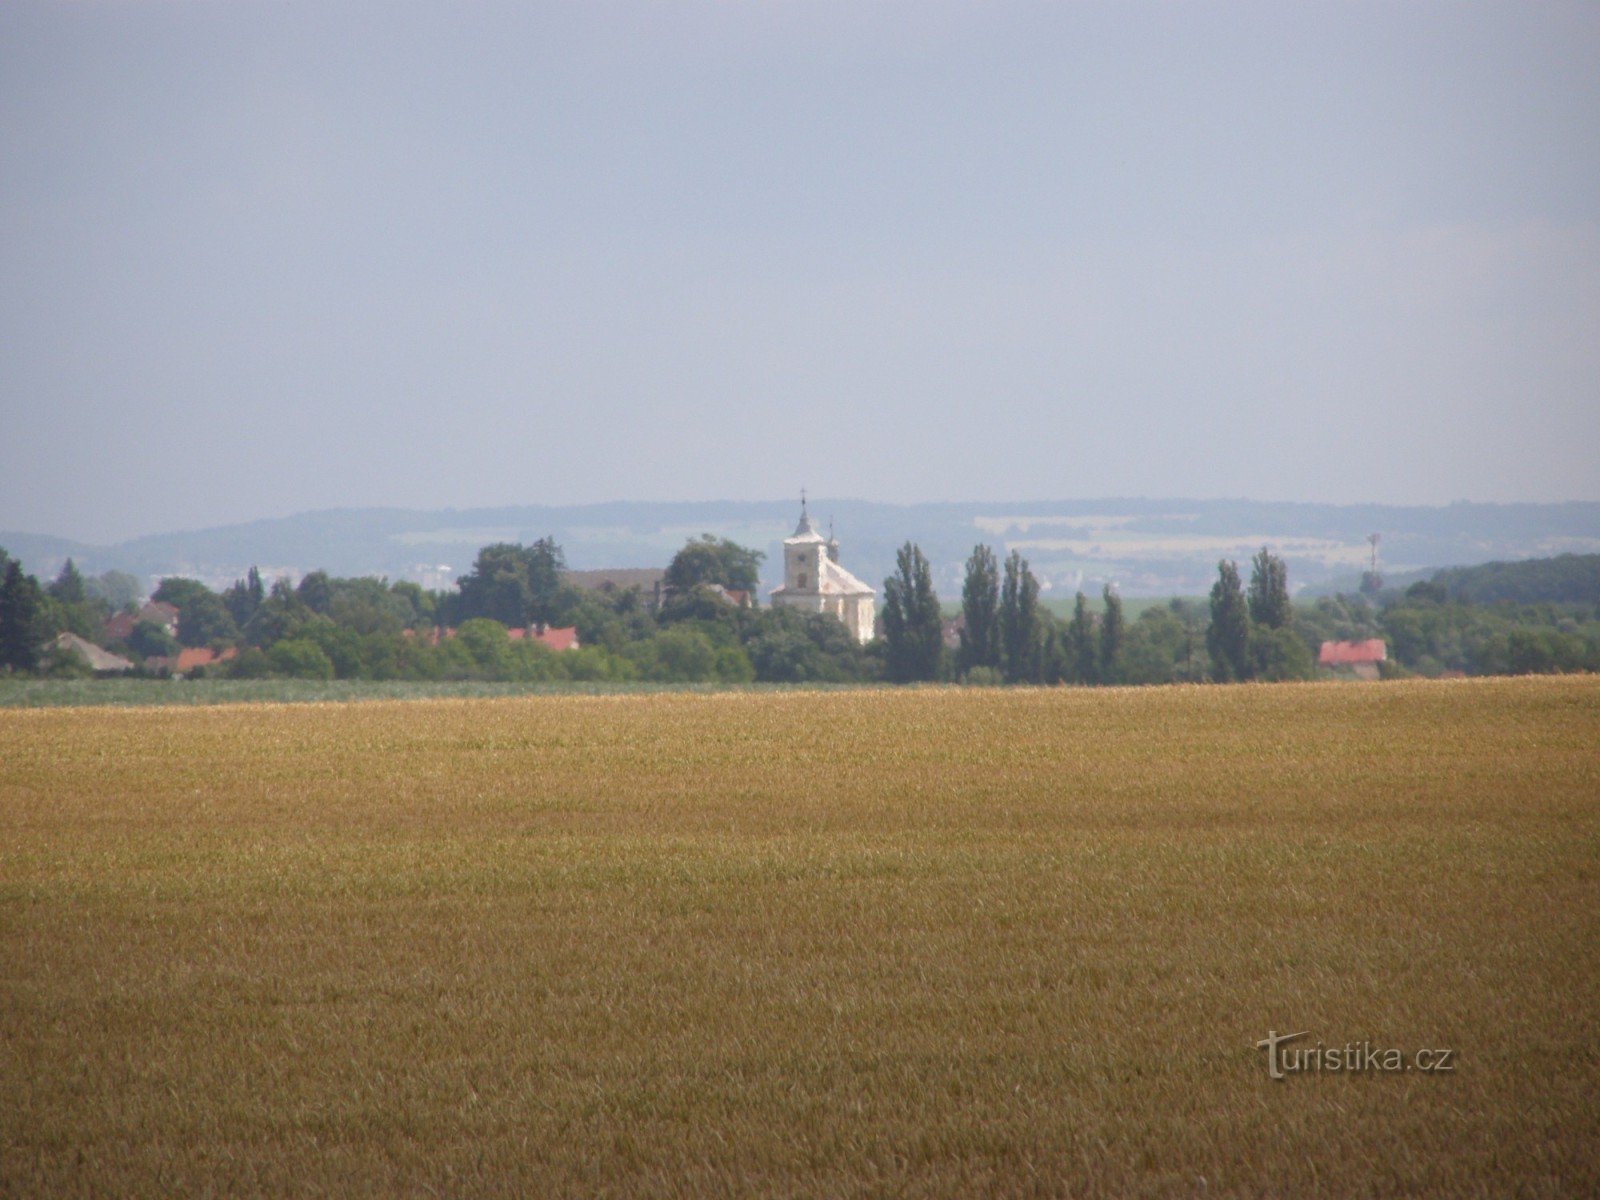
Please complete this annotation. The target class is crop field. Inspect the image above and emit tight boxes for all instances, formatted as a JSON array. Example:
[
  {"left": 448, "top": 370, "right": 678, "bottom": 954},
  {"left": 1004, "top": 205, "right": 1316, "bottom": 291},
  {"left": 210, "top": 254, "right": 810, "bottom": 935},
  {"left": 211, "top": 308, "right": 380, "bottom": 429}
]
[{"left": 3, "top": 679, "right": 1597, "bottom": 1197}]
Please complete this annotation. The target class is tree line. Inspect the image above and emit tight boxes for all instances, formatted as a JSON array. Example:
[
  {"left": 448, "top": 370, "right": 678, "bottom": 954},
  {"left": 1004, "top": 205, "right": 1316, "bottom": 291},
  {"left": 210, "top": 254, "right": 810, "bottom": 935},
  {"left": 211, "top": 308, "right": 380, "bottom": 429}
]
[
  {"left": 3, "top": 539, "right": 1596, "bottom": 684},
  {"left": 878, "top": 543, "right": 1314, "bottom": 684}
]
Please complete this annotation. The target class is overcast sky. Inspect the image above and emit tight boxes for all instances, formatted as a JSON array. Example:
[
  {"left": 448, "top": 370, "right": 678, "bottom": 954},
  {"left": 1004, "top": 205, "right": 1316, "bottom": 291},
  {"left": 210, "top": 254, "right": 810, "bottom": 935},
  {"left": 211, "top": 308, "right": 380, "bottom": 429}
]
[{"left": 3, "top": 1, "right": 1597, "bottom": 544}]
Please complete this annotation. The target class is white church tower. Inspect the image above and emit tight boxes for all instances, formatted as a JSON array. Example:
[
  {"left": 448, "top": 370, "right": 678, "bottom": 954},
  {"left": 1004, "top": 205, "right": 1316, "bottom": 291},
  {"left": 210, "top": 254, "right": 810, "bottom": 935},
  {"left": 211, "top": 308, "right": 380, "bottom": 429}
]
[{"left": 769, "top": 494, "right": 877, "bottom": 643}]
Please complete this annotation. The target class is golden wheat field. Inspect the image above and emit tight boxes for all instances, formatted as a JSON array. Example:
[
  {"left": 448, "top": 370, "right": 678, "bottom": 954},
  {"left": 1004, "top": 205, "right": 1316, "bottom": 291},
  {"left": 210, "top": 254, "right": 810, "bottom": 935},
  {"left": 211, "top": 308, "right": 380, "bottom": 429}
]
[{"left": 2, "top": 678, "right": 1598, "bottom": 1197}]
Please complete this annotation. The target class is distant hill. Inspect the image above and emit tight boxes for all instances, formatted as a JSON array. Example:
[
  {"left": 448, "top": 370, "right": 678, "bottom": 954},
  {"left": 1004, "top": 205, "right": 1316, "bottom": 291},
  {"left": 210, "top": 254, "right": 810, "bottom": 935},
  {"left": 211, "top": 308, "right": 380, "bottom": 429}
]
[
  {"left": 1426, "top": 554, "right": 1600, "bottom": 605},
  {"left": 5, "top": 498, "right": 1600, "bottom": 599}
]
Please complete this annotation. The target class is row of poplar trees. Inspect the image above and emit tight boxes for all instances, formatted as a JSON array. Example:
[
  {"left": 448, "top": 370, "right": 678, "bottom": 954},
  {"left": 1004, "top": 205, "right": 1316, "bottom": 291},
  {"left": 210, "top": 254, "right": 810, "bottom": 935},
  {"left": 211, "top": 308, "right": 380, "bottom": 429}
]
[
  {"left": 880, "top": 542, "right": 1127, "bottom": 685},
  {"left": 880, "top": 540, "right": 1301, "bottom": 685}
]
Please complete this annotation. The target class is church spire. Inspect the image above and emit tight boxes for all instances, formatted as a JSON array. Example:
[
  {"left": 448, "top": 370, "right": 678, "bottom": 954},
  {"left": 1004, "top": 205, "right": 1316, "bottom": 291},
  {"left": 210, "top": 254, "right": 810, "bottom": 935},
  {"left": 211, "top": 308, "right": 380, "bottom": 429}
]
[{"left": 793, "top": 488, "right": 817, "bottom": 537}]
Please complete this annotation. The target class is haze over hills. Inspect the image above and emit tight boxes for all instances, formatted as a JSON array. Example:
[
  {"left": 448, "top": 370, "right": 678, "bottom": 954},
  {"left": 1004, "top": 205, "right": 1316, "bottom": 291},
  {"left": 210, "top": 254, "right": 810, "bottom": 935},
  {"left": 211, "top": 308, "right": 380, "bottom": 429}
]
[
  {"left": 10, "top": 499, "right": 1600, "bottom": 601},
  {"left": 7, "top": 498, "right": 1600, "bottom": 601}
]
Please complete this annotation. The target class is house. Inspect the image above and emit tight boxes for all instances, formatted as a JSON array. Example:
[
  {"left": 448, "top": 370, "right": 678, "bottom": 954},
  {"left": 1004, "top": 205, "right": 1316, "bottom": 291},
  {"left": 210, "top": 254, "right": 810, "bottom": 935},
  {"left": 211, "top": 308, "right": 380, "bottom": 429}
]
[
  {"left": 769, "top": 498, "right": 876, "bottom": 644},
  {"left": 564, "top": 569, "right": 667, "bottom": 610},
  {"left": 704, "top": 584, "right": 753, "bottom": 609},
  {"left": 174, "top": 646, "right": 237, "bottom": 675},
  {"left": 1319, "top": 639, "right": 1387, "bottom": 681},
  {"left": 47, "top": 632, "right": 134, "bottom": 674},
  {"left": 506, "top": 625, "right": 581, "bottom": 651},
  {"left": 103, "top": 600, "right": 180, "bottom": 643},
  {"left": 412, "top": 625, "right": 580, "bottom": 650}
]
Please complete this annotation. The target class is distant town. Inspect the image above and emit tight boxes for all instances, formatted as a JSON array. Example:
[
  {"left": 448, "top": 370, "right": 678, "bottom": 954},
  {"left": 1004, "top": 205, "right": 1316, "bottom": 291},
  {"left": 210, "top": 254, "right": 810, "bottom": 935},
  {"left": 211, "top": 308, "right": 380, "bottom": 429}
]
[{"left": 3, "top": 500, "right": 1597, "bottom": 686}]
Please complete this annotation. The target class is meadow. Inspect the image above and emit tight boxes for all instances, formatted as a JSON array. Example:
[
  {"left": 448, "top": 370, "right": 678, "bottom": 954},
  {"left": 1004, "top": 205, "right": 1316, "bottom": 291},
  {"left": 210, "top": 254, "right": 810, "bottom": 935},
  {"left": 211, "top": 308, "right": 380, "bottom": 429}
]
[{"left": 2, "top": 678, "right": 1597, "bottom": 1197}]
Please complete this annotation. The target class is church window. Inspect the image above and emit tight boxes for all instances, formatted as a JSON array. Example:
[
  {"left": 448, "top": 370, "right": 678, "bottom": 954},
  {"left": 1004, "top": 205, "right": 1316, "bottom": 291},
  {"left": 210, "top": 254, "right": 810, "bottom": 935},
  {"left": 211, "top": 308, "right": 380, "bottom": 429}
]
[{"left": 799, "top": 572, "right": 808, "bottom": 589}]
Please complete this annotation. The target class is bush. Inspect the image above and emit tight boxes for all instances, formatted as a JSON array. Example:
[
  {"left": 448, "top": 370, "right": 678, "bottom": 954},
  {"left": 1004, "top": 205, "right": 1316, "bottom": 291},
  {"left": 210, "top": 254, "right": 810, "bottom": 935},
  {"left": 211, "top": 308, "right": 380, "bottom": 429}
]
[{"left": 266, "top": 639, "right": 335, "bottom": 681}]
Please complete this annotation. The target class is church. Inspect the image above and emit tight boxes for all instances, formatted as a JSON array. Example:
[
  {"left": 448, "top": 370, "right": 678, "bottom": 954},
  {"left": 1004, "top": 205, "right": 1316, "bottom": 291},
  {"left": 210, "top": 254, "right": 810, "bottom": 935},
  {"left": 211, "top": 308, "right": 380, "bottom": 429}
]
[{"left": 769, "top": 497, "right": 877, "bottom": 643}]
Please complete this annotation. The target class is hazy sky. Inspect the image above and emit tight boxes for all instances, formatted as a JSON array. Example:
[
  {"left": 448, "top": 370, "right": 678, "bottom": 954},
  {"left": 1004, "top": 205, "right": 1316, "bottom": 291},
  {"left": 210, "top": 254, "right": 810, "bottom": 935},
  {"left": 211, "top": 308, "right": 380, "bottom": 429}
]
[{"left": 3, "top": 1, "right": 1597, "bottom": 544}]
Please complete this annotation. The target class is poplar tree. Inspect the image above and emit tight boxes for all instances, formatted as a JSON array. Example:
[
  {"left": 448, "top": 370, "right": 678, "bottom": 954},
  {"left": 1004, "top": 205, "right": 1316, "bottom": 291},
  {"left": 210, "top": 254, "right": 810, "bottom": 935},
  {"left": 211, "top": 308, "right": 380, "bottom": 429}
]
[
  {"left": 1207, "top": 559, "right": 1252, "bottom": 681},
  {"left": 958, "top": 544, "right": 1000, "bottom": 675},
  {"left": 1099, "top": 583, "right": 1125, "bottom": 684},
  {"left": 1248, "top": 547, "right": 1291, "bottom": 630},
  {"left": 1068, "top": 591, "right": 1097, "bottom": 684},
  {"left": 999, "top": 550, "right": 1042, "bottom": 683},
  {"left": 882, "top": 542, "right": 942, "bottom": 682},
  {"left": 0, "top": 558, "right": 44, "bottom": 673}
]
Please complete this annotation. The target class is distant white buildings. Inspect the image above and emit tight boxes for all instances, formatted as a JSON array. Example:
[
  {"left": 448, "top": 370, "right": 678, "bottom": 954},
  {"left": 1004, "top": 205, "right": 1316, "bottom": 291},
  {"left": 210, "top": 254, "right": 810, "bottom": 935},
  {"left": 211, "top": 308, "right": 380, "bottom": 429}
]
[{"left": 769, "top": 499, "right": 876, "bottom": 643}]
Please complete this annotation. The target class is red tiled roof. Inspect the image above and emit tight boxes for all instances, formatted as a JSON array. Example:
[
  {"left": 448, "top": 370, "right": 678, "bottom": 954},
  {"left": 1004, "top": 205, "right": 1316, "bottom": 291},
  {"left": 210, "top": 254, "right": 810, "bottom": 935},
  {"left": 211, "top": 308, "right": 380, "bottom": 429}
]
[
  {"left": 175, "top": 647, "right": 215, "bottom": 672},
  {"left": 531, "top": 626, "right": 579, "bottom": 651},
  {"left": 1319, "top": 639, "right": 1387, "bottom": 666}
]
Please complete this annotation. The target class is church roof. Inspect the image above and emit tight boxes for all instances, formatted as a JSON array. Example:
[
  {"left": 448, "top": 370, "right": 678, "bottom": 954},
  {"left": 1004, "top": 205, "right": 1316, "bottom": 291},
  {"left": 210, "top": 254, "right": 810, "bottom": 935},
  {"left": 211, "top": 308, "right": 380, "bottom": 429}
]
[
  {"left": 819, "top": 557, "right": 875, "bottom": 595},
  {"left": 786, "top": 500, "right": 825, "bottom": 543},
  {"left": 773, "top": 555, "right": 875, "bottom": 598}
]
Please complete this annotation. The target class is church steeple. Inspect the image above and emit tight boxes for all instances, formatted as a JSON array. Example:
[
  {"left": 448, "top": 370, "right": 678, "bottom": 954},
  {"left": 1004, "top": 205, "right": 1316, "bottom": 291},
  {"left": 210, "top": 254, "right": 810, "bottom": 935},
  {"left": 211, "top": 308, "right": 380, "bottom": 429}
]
[{"left": 793, "top": 489, "right": 818, "bottom": 537}]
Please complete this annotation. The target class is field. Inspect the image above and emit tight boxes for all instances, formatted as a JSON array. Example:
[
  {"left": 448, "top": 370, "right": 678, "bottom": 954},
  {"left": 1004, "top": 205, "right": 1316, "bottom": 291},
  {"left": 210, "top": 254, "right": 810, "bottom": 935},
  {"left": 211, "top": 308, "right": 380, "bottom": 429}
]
[{"left": 3, "top": 679, "right": 1597, "bottom": 1197}]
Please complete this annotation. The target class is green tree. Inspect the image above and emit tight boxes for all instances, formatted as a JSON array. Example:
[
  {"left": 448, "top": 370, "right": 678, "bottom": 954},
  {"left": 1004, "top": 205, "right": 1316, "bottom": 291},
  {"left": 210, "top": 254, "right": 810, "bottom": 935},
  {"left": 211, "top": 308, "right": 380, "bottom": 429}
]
[
  {"left": 266, "top": 638, "right": 335, "bottom": 680},
  {"left": 243, "top": 578, "right": 314, "bottom": 648},
  {"left": 224, "top": 567, "right": 266, "bottom": 627},
  {"left": 85, "top": 570, "right": 141, "bottom": 611},
  {"left": 1066, "top": 592, "right": 1097, "bottom": 685},
  {"left": 296, "top": 570, "right": 334, "bottom": 614},
  {"left": 1207, "top": 560, "right": 1252, "bottom": 682},
  {"left": 958, "top": 544, "right": 1000, "bottom": 676},
  {"left": 1099, "top": 584, "right": 1126, "bottom": 684},
  {"left": 664, "top": 535, "right": 765, "bottom": 598},
  {"left": 455, "top": 539, "right": 566, "bottom": 628},
  {"left": 999, "top": 551, "right": 1042, "bottom": 684},
  {"left": 127, "top": 620, "right": 178, "bottom": 661},
  {"left": 1, "top": 559, "right": 46, "bottom": 672},
  {"left": 176, "top": 591, "right": 239, "bottom": 648},
  {"left": 1247, "top": 547, "right": 1291, "bottom": 630},
  {"left": 48, "top": 559, "right": 86, "bottom": 606},
  {"left": 152, "top": 577, "right": 212, "bottom": 611},
  {"left": 881, "top": 542, "right": 942, "bottom": 683}
]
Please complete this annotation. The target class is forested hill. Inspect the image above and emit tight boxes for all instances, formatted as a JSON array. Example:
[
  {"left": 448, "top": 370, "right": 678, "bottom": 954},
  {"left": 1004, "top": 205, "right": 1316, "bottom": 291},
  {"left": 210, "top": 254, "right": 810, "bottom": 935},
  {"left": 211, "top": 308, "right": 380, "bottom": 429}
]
[
  {"left": 5, "top": 498, "right": 1600, "bottom": 599},
  {"left": 1424, "top": 554, "right": 1600, "bottom": 605}
]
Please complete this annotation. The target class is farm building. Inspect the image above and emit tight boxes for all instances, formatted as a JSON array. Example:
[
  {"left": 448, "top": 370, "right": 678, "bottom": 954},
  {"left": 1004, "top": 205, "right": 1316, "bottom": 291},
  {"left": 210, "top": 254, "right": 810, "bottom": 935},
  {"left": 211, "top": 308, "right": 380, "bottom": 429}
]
[
  {"left": 1319, "top": 638, "right": 1388, "bottom": 680},
  {"left": 46, "top": 633, "right": 134, "bottom": 674}
]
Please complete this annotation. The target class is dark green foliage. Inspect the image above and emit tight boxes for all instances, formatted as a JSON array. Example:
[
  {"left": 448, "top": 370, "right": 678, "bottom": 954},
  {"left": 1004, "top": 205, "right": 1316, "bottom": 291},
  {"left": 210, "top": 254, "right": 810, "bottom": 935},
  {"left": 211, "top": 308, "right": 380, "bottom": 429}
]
[
  {"left": 744, "top": 607, "right": 871, "bottom": 684},
  {"left": 1066, "top": 592, "right": 1097, "bottom": 685},
  {"left": 175, "top": 591, "right": 239, "bottom": 648},
  {"left": 664, "top": 535, "right": 764, "bottom": 598},
  {"left": 1, "top": 559, "right": 46, "bottom": 672},
  {"left": 882, "top": 542, "right": 942, "bottom": 683},
  {"left": 999, "top": 551, "right": 1042, "bottom": 684},
  {"left": 455, "top": 539, "right": 565, "bottom": 628},
  {"left": 84, "top": 570, "right": 141, "bottom": 611},
  {"left": 1375, "top": 593, "right": 1600, "bottom": 677},
  {"left": 265, "top": 638, "right": 336, "bottom": 681},
  {"left": 1207, "top": 560, "right": 1251, "bottom": 682},
  {"left": 1249, "top": 626, "right": 1315, "bottom": 681},
  {"left": 48, "top": 559, "right": 86, "bottom": 607},
  {"left": 152, "top": 577, "right": 212, "bottom": 611},
  {"left": 1099, "top": 585, "right": 1125, "bottom": 684},
  {"left": 127, "top": 620, "right": 178, "bottom": 661},
  {"left": 224, "top": 567, "right": 266, "bottom": 627},
  {"left": 1427, "top": 553, "right": 1600, "bottom": 606},
  {"left": 243, "top": 579, "right": 314, "bottom": 648},
  {"left": 1247, "top": 547, "right": 1291, "bottom": 630},
  {"left": 958, "top": 545, "right": 1000, "bottom": 676},
  {"left": 296, "top": 570, "right": 334, "bottom": 614}
]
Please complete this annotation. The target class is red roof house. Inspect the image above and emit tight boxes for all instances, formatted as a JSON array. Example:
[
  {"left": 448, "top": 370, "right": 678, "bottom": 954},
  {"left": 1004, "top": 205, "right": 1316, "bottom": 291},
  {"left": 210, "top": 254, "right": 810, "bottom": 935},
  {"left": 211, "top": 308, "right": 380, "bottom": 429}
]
[{"left": 1319, "top": 639, "right": 1387, "bottom": 680}]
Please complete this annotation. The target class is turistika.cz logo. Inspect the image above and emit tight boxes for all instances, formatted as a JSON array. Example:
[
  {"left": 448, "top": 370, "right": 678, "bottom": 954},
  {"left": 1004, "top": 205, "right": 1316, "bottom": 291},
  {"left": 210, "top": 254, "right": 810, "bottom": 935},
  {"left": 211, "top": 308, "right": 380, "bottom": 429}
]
[{"left": 1256, "top": 1030, "right": 1456, "bottom": 1080}]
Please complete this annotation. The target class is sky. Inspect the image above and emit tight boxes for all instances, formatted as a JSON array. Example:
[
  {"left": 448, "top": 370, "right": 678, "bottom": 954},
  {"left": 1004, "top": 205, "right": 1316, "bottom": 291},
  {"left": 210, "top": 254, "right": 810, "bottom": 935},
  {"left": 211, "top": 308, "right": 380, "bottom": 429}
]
[{"left": 2, "top": 1, "right": 1597, "bottom": 545}]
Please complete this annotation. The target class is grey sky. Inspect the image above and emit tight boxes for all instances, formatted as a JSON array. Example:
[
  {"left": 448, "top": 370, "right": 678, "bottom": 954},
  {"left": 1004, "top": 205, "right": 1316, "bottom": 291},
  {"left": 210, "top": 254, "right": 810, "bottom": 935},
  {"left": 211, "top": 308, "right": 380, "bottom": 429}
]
[{"left": 3, "top": 1, "right": 1597, "bottom": 544}]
